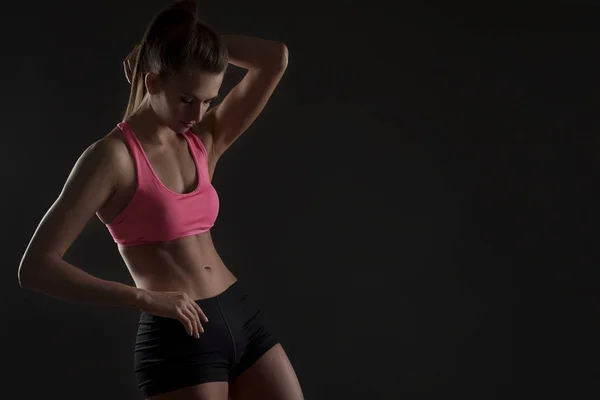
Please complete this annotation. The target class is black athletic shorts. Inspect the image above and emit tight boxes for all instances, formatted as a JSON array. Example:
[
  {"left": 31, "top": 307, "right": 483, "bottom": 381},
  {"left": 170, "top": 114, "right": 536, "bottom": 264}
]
[{"left": 133, "top": 281, "right": 279, "bottom": 398}]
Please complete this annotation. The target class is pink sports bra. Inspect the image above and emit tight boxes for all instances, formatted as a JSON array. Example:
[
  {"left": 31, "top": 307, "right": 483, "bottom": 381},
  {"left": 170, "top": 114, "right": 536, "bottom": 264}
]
[{"left": 104, "top": 121, "right": 219, "bottom": 247}]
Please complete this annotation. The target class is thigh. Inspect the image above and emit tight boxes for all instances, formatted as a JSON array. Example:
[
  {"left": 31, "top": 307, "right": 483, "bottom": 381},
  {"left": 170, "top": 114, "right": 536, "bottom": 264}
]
[
  {"left": 148, "top": 382, "right": 229, "bottom": 400},
  {"left": 229, "top": 344, "right": 304, "bottom": 400}
]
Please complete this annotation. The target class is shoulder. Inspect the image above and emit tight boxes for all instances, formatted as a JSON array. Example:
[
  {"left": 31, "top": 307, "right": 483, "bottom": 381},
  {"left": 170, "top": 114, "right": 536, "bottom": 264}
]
[
  {"left": 99, "top": 126, "right": 134, "bottom": 165},
  {"left": 73, "top": 127, "right": 133, "bottom": 180}
]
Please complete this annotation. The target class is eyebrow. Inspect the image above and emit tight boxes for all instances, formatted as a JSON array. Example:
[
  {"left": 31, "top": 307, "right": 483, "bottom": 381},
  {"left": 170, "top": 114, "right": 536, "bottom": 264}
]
[{"left": 181, "top": 92, "right": 219, "bottom": 101}]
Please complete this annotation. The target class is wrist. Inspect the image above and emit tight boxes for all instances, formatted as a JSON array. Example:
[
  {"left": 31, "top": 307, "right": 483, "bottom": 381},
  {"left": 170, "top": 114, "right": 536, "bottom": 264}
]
[{"left": 131, "top": 287, "right": 152, "bottom": 309}]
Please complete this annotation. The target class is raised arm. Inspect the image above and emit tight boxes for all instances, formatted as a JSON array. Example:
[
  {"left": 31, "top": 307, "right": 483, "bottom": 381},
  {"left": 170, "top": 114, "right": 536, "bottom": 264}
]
[
  {"left": 202, "top": 35, "right": 289, "bottom": 157},
  {"left": 121, "top": 35, "right": 288, "bottom": 158},
  {"left": 17, "top": 138, "right": 146, "bottom": 308}
]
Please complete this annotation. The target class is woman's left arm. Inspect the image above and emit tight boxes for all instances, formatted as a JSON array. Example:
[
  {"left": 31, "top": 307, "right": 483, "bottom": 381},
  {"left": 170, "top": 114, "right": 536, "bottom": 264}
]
[{"left": 206, "top": 35, "right": 289, "bottom": 157}]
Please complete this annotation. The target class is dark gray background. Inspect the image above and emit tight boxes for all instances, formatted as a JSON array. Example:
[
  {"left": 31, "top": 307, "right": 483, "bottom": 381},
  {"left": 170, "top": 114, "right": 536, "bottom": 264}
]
[{"left": 2, "top": 1, "right": 598, "bottom": 399}]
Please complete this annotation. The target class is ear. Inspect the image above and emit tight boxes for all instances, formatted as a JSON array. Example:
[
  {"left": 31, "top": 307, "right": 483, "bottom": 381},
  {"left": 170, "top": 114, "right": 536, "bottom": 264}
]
[{"left": 144, "top": 72, "right": 162, "bottom": 95}]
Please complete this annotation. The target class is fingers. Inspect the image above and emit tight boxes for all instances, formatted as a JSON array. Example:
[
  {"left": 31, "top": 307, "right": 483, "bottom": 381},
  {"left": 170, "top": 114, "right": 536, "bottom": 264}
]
[
  {"left": 172, "top": 293, "right": 207, "bottom": 338},
  {"left": 192, "top": 301, "right": 209, "bottom": 323},
  {"left": 179, "top": 304, "right": 205, "bottom": 338},
  {"left": 185, "top": 303, "right": 203, "bottom": 338},
  {"left": 185, "top": 307, "right": 201, "bottom": 338},
  {"left": 177, "top": 308, "right": 196, "bottom": 337}
]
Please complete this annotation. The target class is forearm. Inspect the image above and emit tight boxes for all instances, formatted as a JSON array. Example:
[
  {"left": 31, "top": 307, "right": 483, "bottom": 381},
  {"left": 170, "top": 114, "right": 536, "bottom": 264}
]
[
  {"left": 18, "top": 254, "right": 148, "bottom": 309},
  {"left": 222, "top": 35, "right": 288, "bottom": 71}
]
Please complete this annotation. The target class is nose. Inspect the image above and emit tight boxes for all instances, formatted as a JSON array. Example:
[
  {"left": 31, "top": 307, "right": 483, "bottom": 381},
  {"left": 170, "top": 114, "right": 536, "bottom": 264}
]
[{"left": 188, "top": 104, "right": 205, "bottom": 124}]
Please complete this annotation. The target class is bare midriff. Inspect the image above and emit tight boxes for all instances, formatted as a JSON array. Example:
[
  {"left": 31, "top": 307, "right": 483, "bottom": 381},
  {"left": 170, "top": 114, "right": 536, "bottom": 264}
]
[{"left": 119, "top": 231, "right": 237, "bottom": 301}]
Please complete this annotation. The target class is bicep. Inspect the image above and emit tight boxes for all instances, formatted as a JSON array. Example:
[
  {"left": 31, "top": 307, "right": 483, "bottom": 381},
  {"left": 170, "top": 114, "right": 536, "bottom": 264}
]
[
  {"left": 23, "top": 141, "right": 120, "bottom": 261},
  {"left": 209, "top": 59, "right": 288, "bottom": 156}
]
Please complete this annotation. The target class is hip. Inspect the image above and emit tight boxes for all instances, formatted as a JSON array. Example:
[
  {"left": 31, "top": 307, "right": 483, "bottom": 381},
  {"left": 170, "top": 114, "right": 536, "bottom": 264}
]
[
  {"left": 133, "top": 280, "right": 280, "bottom": 396},
  {"left": 134, "top": 280, "right": 275, "bottom": 369}
]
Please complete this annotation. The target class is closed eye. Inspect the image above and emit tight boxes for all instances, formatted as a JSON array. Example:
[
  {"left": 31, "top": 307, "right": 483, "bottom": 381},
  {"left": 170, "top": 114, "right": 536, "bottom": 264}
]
[{"left": 180, "top": 93, "right": 218, "bottom": 105}]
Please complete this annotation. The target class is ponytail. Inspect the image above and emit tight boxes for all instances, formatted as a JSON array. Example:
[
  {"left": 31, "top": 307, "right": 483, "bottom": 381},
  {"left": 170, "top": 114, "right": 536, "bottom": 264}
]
[
  {"left": 123, "top": 43, "right": 147, "bottom": 120},
  {"left": 122, "top": 0, "right": 227, "bottom": 120}
]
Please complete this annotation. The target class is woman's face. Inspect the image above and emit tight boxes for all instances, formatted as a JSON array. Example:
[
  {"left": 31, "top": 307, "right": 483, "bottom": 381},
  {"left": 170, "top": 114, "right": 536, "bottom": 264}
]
[{"left": 148, "top": 66, "right": 224, "bottom": 133}]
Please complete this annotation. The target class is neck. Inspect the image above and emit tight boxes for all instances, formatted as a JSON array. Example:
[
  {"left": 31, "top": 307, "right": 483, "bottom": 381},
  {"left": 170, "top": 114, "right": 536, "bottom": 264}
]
[{"left": 127, "top": 98, "right": 177, "bottom": 144}]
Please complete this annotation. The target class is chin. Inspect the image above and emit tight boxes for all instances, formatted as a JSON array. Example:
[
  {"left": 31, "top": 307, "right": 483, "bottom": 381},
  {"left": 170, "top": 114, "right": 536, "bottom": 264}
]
[
  {"left": 167, "top": 121, "right": 188, "bottom": 134},
  {"left": 171, "top": 125, "right": 186, "bottom": 134}
]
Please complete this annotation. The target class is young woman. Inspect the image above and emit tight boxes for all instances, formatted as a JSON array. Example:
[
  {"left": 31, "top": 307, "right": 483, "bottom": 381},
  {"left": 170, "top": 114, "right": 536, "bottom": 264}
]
[{"left": 17, "top": 1, "right": 303, "bottom": 399}]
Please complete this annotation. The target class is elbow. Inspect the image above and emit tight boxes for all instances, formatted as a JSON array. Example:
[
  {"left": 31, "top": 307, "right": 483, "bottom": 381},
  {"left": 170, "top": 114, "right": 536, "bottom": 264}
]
[
  {"left": 18, "top": 260, "right": 35, "bottom": 289},
  {"left": 276, "top": 43, "right": 289, "bottom": 71},
  {"left": 265, "top": 42, "right": 288, "bottom": 72},
  {"left": 18, "top": 254, "right": 50, "bottom": 290}
]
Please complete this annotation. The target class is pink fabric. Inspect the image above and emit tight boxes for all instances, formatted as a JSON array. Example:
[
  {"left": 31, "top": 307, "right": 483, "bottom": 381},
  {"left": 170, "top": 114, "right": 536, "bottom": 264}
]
[{"left": 105, "top": 121, "right": 219, "bottom": 246}]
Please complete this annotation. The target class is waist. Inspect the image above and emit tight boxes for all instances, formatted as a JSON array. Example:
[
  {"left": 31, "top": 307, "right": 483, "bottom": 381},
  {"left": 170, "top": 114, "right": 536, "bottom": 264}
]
[
  {"left": 139, "top": 279, "right": 245, "bottom": 322},
  {"left": 120, "top": 233, "right": 237, "bottom": 299}
]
